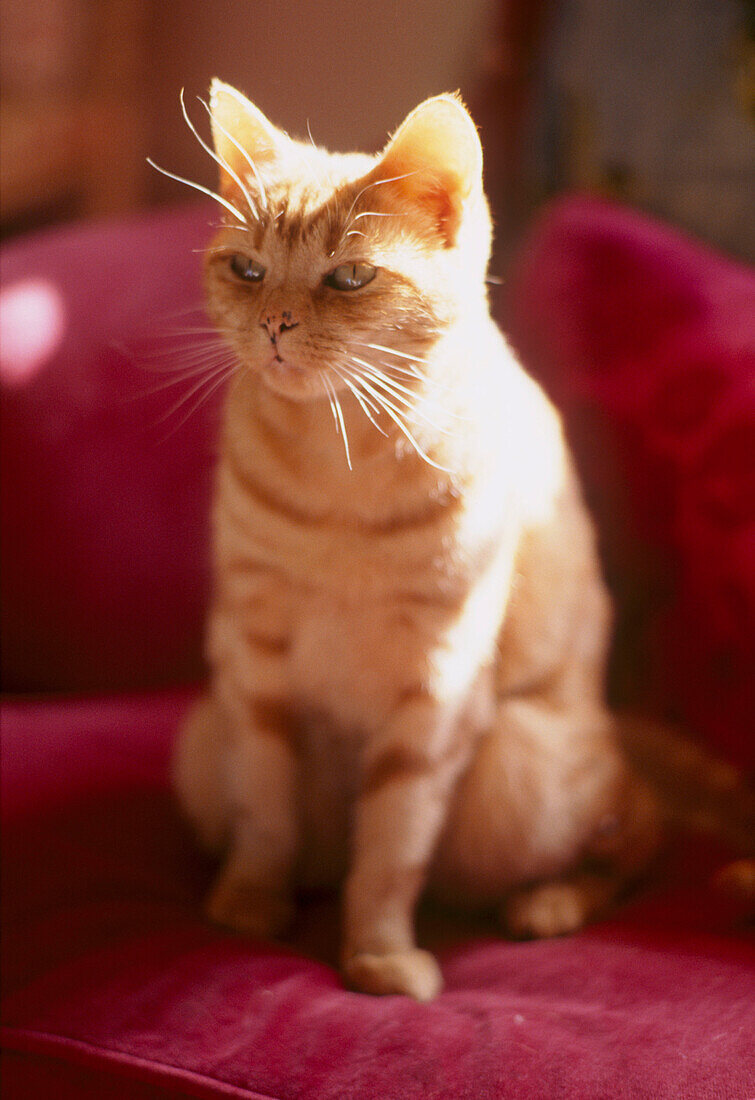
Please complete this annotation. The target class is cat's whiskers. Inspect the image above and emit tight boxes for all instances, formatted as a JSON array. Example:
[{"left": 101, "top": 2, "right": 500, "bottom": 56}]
[
  {"left": 127, "top": 316, "right": 241, "bottom": 410},
  {"left": 349, "top": 210, "right": 404, "bottom": 224},
  {"left": 197, "top": 95, "right": 267, "bottom": 216},
  {"left": 304, "top": 120, "right": 335, "bottom": 240},
  {"left": 158, "top": 338, "right": 230, "bottom": 351},
  {"left": 143, "top": 338, "right": 236, "bottom": 371},
  {"left": 156, "top": 377, "right": 233, "bottom": 443},
  {"left": 329, "top": 366, "right": 388, "bottom": 437},
  {"left": 337, "top": 171, "right": 417, "bottom": 251},
  {"left": 155, "top": 355, "right": 237, "bottom": 432},
  {"left": 165, "top": 323, "right": 236, "bottom": 337},
  {"left": 342, "top": 358, "right": 425, "bottom": 426},
  {"left": 353, "top": 354, "right": 426, "bottom": 388},
  {"left": 146, "top": 158, "right": 247, "bottom": 226},
  {"left": 351, "top": 344, "right": 457, "bottom": 401},
  {"left": 208, "top": 217, "right": 248, "bottom": 234},
  {"left": 155, "top": 324, "right": 232, "bottom": 338},
  {"left": 180, "top": 89, "right": 259, "bottom": 223},
  {"left": 147, "top": 334, "right": 235, "bottom": 370},
  {"left": 356, "top": 341, "right": 429, "bottom": 365},
  {"left": 153, "top": 302, "right": 208, "bottom": 321},
  {"left": 347, "top": 354, "right": 458, "bottom": 443},
  {"left": 156, "top": 358, "right": 232, "bottom": 385},
  {"left": 139, "top": 333, "right": 236, "bottom": 371},
  {"left": 319, "top": 370, "right": 339, "bottom": 430},
  {"left": 193, "top": 244, "right": 236, "bottom": 256},
  {"left": 123, "top": 319, "right": 231, "bottom": 380},
  {"left": 340, "top": 366, "right": 450, "bottom": 471},
  {"left": 319, "top": 370, "right": 352, "bottom": 469},
  {"left": 355, "top": 369, "right": 442, "bottom": 432},
  {"left": 354, "top": 341, "right": 464, "bottom": 403},
  {"left": 352, "top": 343, "right": 429, "bottom": 383},
  {"left": 350, "top": 355, "right": 422, "bottom": 403},
  {"left": 138, "top": 354, "right": 237, "bottom": 399}
]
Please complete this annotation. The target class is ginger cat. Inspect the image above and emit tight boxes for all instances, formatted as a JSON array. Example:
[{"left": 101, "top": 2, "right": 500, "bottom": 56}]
[{"left": 172, "top": 81, "right": 661, "bottom": 1001}]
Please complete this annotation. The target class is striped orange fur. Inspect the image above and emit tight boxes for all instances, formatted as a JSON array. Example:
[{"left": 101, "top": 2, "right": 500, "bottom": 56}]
[{"left": 172, "top": 82, "right": 661, "bottom": 1001}]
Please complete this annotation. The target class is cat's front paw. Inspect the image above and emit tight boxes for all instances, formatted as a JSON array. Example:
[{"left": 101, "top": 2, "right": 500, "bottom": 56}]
[
  {"left": 344, "top": 948, "right": 443, "bottom": 1001},
  {"left": 205, "top": 872, "right": 294, "bottom": 939}
]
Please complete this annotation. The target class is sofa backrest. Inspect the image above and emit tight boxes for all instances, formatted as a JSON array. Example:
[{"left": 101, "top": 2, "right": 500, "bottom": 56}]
[
  {"left": 1, "top": 204, "right": 219, "bottom": 692},
  {"left": 2, "top": 196, "right": 753, "bottom": 773},
  {"left": 505, "top": 195, "right": 755, "bottom": 770}
]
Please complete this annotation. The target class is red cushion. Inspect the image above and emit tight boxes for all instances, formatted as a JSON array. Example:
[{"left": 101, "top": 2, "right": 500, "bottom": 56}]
[
  {"left": 2, "top": 692, "right": 754, "bottom": 1100},
  {"left": 1, "top": 204, "right": 218, "bottom": 693},
  {"left": 505, "top": 195, "right": 755, "bottom": 770}
]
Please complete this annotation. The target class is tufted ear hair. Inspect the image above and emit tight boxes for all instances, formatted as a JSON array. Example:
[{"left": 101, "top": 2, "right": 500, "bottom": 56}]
[
  {"left": 208, "top": 79, "right": 290, "bottom": 197},
  {"left": 367, "top": 94, "right": 483, "bottom": 247}
]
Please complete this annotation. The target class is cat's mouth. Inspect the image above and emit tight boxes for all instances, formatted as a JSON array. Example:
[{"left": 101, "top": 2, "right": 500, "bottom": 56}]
[
  {"left": 265, "top": 353, "right": 305, "bottom": 376},
  {"left": 261, "top": 353, "right": 316, "bottom": 397}
]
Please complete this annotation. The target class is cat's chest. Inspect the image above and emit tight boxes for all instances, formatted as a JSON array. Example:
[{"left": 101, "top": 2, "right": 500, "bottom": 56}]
[
  {"left": 287, "top": 587, "right": 443, "bottom": 729},
  {"left": 221, "top": 481, "right": 509, "bottom": 726},
  {"left": 216, "top": 434, "right": 478, "bottom": 594}
]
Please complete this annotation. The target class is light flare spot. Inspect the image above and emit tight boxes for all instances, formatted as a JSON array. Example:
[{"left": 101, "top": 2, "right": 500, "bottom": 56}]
[{"left": 0, "top": 279, "right": 66, "bottom": 386}]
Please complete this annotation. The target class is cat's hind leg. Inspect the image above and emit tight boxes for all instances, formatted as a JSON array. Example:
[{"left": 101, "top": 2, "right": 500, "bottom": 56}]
[
  {"left": 431, "top": 696, "right": 661, "bottom": 934},
  {"left": 503, "top": 750, "right": 661, "bottom": 937},
  {"left": 501, "top": 783, "right": 660, "bottom": 937},
  {"left": 502, "top": 871, "right": 621, "bottom": 938}
]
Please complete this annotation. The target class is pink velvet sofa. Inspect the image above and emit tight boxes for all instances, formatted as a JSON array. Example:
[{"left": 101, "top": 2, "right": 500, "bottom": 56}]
[{"left": 2, "top": 197, "right": 753, "bottom": 1098}]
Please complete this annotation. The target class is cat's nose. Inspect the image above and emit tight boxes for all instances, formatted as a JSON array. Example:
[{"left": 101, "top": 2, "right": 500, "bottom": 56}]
[{"left": 261, "top": 311, "right": 299, "bottom": 343}]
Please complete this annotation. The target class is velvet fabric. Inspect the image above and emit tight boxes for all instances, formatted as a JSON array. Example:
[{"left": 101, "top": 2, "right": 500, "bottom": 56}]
[
  {"left": 2, "top": 198, "right": 754, "bottom": 1098},
  {"left": 1, "top": 205, "right": 218, "bottom": 693},
  {"left": 2, "top": 693, "right": 754, "bottom": 1099},
  {"left": 505, "top": 196, "right": 755, "bottom": 771}
]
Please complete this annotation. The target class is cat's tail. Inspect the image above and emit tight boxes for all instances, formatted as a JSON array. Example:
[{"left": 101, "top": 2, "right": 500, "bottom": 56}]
[{"left": 618, "top": 713, "right": 755, "bottom": 913}]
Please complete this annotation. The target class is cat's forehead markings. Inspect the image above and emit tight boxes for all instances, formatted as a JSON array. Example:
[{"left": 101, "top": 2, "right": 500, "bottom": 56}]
[
  {"left": 257, "top": 150, "right": 377, "bottom": 245},
  {"left": 257, "top": 184, "right": 338, "bottom": 251}
]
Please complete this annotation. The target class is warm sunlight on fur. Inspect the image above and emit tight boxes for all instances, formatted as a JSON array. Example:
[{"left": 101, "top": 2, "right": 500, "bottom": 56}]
[{"left": 172, "top": 81, "right": 661, "bottom": 1002}]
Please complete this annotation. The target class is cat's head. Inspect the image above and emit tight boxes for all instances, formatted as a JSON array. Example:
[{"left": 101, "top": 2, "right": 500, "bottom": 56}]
[{"left": 201, "top": 80, "right": 491, "bottom": 401}]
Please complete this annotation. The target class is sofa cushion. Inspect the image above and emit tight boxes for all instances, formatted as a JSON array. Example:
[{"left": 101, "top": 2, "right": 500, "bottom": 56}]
[{"left": 2, "top": 692, "right": 754, "bottom": 1100}]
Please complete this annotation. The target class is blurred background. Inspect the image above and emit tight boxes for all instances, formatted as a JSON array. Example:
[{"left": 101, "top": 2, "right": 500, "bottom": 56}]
[{"left": 2, "top": 0, "right": 753, "bottom": 265}]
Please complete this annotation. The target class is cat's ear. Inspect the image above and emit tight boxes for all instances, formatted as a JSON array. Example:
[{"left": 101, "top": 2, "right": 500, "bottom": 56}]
[
  {"left": 208, "top": 79, "right": 288, "bottom": 196},
  {"left": 370, "top": 94, "right": 483, "bottom": 246}
]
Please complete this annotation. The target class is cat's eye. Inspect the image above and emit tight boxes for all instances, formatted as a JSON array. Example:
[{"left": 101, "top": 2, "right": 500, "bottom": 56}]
[
  {"left": 228, "top": 253, "right": 266, "bottom": 283},
  {"left": 324, "top": 262, "right": 377, "bottom": 291}
]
